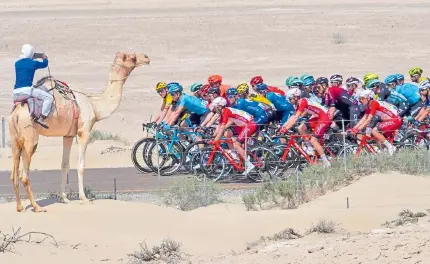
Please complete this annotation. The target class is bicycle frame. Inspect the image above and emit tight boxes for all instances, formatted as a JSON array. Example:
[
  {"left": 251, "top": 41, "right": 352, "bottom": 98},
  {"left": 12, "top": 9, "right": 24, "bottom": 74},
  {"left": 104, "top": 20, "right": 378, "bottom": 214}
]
[{"left": 354, "top": 132, "right": 395, "bottom": 156}]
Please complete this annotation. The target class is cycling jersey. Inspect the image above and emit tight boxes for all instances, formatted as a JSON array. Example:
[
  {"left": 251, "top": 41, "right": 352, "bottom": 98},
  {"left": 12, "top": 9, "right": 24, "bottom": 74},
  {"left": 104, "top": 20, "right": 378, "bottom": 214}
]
[
  {"left": 382, "top": 90, "right": 409, "bottom": 117},
  {"left": 161, "top": 94, "right": 173, "bottom": 110},
  {"left": 297, "top": 98, "right": 331, "bottom": 137},
  {"left": 266, "top": 92, "right": 295, "bottom": 125},
  {"left": 177, "top": 94, "right": 208, "bottom": 115},
  {"left": 365, "top": 100, "right": 402, "bottom": 137},
  {"left": 233, "top": 98, "right": 269, "bottom": 125},
  {"left": 323, "top": 86, "right": 358, "bottom": 107},
  {"left": 221, "top": 107, "right": 257, "bottom": 142},
  {"left": 396, "top": 83, "right": 420, "bottom": 105},
  {"left": 219, "top": 84, "right": 230, "bottom": 97},
  {"left": 268, "top": 85, "right": 285, "bottom": 96},
  {"left": 249, "top": 94, "right": 276, "bottom": 110}
]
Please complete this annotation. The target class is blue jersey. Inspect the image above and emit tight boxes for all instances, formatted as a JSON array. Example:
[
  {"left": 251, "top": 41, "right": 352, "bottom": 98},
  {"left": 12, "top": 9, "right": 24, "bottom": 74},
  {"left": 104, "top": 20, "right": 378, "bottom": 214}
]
[
  {"left": 234, "top": 99, "right": 266, "bottom": 117},
  {"left": 385, "top": 90, "right": 407, "bottom": 105},
  {"left": 14, "top": 58, "right": 49, "bottom": 89},
  {"left": 266, "top": 92, "right": 295, "bottom": 113},
  {"left": 395, "top": 83, "right": 420, "bottom": 105},
  {"left": 177, "top": 94, "right": 208, "bottom": 115}
]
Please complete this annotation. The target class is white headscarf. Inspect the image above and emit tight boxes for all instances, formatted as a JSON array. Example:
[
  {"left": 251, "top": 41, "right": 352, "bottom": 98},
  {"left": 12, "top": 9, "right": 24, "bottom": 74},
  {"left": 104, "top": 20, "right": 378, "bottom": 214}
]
[{"left": 19, "top": 44, "right": 35, "bottom": 59}]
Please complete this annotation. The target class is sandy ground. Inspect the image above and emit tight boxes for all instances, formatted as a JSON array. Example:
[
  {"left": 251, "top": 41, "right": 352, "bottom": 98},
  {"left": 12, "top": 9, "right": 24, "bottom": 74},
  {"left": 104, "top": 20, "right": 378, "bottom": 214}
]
[{"left": 1, "top": 172, "right": 430, "bottom": 263}]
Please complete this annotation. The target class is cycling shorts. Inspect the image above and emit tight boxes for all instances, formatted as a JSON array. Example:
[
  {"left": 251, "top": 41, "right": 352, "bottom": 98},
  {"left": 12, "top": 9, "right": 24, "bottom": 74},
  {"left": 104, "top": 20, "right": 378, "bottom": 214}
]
[
  {"left": 308, "top": 116, "right": 331, "bottom": 138},
  {"left": 376, "top": 118, "right": 402, "bottom": 138},
  {"left": 189, "top": 110, "right": 210, "bottom": 126},
  {"left": 232, "top": 122, "right": 258, "bottom": 143}
]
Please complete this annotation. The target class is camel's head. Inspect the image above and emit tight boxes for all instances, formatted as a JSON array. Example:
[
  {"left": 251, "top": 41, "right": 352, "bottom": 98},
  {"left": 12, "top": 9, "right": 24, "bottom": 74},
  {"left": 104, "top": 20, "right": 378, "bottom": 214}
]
[{"left": 114, "top": 52, "right": 150, "bottom": 69}]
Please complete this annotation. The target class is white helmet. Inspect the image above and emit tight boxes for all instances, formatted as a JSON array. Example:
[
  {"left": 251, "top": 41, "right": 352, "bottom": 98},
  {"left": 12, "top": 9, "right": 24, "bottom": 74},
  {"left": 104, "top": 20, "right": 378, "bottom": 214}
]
[
  {"left": 211, "top": 97, "right": 227, "bottom": 108},
  {"left": 418, "top": 80, "right": 430, "bottom": 90},
  {"left": 358, "top": 89, "right": 375, "bottom": 99},
  {"left": 286, "top": 88, "right": 302, "bottom": 99}
]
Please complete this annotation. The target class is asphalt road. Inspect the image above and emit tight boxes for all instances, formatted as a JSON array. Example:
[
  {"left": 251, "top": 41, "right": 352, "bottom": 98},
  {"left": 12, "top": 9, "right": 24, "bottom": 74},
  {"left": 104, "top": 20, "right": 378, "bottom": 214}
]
[{"left": 0, "top": 167, "right": 261, "bottom": 196}]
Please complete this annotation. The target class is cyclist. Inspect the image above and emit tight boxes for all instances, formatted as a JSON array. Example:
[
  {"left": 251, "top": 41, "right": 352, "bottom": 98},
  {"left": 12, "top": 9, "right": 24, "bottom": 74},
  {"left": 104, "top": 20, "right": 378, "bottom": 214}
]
[
  {"left": 165, "top": 82, "right": 209, "bottom": 127},
  {"left": 350, "top": 89, "right": 401, "bottom": 155},
  {"left": 380, "top": 75, "right": 410, "bottom": 117},
  {"left": 255, "top": 83, "right": 295, "bottom": 125},
  {"left": 345, "top": 77, "right": 364, "bottom": 99},
  {"left": 316, "top": 76, "right": 361, "bottom": 127},
  {"left": 408, "top": 67, "right": 423, "bottom": 83},
  {"left": 408, "top": 80, "right": 430, "bottom": 122},
  {"left": 300, "top": 74, "right": 320, "bottom": 102},
  {"left": 363, "top": 73, "right": 379, "bottom": 88},
  {"left": 226, "top": 87, "right": 270, "bottom": 128},
  {"left": 153, "top": 81, "right": 174, "bottom": 124},
  {"left": 208, "top": 74, "right": 230, "bottom": 97},
  {"left": 190, "top": 82, "right": 203, "bottom": 98},
  {"left": 280, "top": 88, "right": 332, "bottom": 167},
  {"left": 395, "top": 73, "right": 405, "bottom": 86},
  {"left": 250, "top": 75, "right": 285, "bottom": 95},
  {"left": 211, "top": 97, "right": 258, "bottom": 175},
  {"left": 329, "top": 74, "right": 344, "bottom": 89},
  {"left": 237, "top": 83, "right": 276, "bottom": 115}
]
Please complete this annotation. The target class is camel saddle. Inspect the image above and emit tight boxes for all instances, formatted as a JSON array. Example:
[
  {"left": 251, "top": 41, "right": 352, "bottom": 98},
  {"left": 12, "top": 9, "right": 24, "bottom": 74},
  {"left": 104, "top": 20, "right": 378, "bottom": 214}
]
[{"left": 13, "top": 76, "right": 77, "bottom": 120}]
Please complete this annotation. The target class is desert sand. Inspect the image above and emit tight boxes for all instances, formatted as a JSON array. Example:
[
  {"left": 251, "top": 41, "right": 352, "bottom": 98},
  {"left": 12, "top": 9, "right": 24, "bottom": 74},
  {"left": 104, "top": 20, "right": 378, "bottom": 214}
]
[
  {"left": 1, "top": 0, "right": 430, "bottom": 263},
  {"left": 1, "top": 172, "right": 430, "bottom": 263}
]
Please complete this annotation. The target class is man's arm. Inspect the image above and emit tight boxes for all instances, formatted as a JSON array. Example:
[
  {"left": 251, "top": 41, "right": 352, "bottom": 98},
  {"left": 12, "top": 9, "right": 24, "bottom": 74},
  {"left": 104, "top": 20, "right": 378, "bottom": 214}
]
[
  {"left": 34, "top": 55, "right": 48, "bottom": 69},
  {"left": 166, "top": 105, "right": 185, "bottom": 126},
  {"left": 354, "top": 114, "right": 372, "bottom": 130},
  {"left": 281, "top": 111, "right": 301, "bottom": 131},
  {"left": 200, "top": 111, "right": 215, "bottom": 127}
]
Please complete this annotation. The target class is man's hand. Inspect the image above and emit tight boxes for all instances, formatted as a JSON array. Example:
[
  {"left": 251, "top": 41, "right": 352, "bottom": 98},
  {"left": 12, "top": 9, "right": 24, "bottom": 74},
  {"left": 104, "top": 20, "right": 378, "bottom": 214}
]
[{"left": 42, "top": 54, "right": 48, "bottom": 59}]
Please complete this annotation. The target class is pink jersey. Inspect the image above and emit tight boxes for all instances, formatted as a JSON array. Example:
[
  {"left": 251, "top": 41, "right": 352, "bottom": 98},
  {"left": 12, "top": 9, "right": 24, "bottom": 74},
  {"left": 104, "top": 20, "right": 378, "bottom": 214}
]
[
  {"left": 365, "top": 100, "right": 399, "bottom": 121},
  {"left": 220, "top": 107, "right": 254, "bottom": 126},
  {"left": 296, "top": 98, "right": 330, "bottom": 118}
]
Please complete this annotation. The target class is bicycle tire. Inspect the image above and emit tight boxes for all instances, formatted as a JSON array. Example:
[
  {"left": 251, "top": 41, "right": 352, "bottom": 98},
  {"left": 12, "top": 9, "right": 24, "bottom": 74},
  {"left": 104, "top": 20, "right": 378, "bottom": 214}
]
[
  {"left": 131, "top": 138, "right": 156, "bottom": 173},
  {"left": 147, "top": 141, "right": 185, "bottom": 176}
]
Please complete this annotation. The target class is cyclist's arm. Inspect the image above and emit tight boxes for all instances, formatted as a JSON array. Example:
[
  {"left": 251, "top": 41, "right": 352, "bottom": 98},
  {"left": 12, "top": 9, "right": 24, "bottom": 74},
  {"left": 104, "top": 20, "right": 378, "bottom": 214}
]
[
  {"left": 416, "top": 107, "right": 428, "bottom": 122},
  {"left": 200, "top": 111, "right": 216, "bottom": 127},
  {"left": 328, "top": 106, "right": 336, "bottom": 120},
  {"left": 166, "top": 105, "right": 185, "bottom": 126},
  {"left": 156, "top": 106, "right": 172, "bottom": 124},
  {"left": 281, "top": 110, "right": 300, "bottom": 131},
  {"left": 214, "top": 120, "right": 233, "bottom": 141},
  {"left": 354, "top": 113, "right": 373, "bottom": 131}
]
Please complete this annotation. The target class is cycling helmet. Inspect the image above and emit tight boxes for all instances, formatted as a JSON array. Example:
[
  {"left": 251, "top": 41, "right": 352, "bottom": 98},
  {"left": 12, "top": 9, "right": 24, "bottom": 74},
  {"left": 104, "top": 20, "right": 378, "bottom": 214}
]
[
  {"left": 167, "top": 82, "right": 183, "bottom": 94},
  {"left": 211, "top": 97, "right": 227, "bottom": 108},
  {"left": 365, "top": 79, "right": 381, "bottom": 90},
  {"left": 255, "top": 83, "right": 269, "bottom": 92},
  {"left": 408, "top": 67, "right": 423, "bottom": 76},
  {"left": 300, "top": 74, "right": 313, "bottom": 81},
  {"left": 315, "top": 77, "right": 329, "bottom": 85},
  {"left": 358, "top": 89, "right": 375, "bottom": 100},
  {"left": 330, "top": 74, "right": 343, "bottom": 83},
  {"left": 363, "top": 73, "right": 379, "bottom": 87},
  {"left": 250, "top": 76, "right": 263, "bottom": 86},
  {"left": 200, "top": 84, "right": 211, "bottom": 96},
  {"left": 345, "top": 77, "right": 360, "bottom": 85},
  {"left": 286, "top": 88, "right": 302, "bottom": 99},
  {"left": 208, "top": 74, "right": 222, "bottom": 84},
  {"left": 419, "top": 80, "right": 430, "bottom": 90},
  {"left": 226, "top": 87, "right": 238, "bottom": 96},
  {"left": 285, "top": 76, "right": 297, "bottom": 86},
  {"left": 395, "top": 73, "right": 404, "bottom": 81},
  {"left": 302, "top": 77, "right": 315, "bottom": 86},
  {"left": 156, "top": 81, "right": 167, "bottom": 91},
  {"left": 236, "top": 83, "right": 249, "bottom": 94},
  {"left": 208, "top": 86, "right": 220, "bottom": 95},
  {"left": 290, "top": 78, "right": 304, "bottom": 88},
  {"left": 384, "top": 74, "right": 397, "bottom": 85},
  {"left": 418, "top": 76, "right": 429, "bottom": 83},
  {"left": 190, "top": 82, "right": 203, "bottom": 93}
]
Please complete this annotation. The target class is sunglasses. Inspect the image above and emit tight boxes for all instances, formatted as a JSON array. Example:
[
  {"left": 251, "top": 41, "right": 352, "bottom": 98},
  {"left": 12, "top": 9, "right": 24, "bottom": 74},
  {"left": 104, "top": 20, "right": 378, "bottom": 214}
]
[
  {"left": 157, "top": 89, "right": 166, "bottom": 94},
  {"left": 227, "top": 95, "right": 236, "bottom": 99}
]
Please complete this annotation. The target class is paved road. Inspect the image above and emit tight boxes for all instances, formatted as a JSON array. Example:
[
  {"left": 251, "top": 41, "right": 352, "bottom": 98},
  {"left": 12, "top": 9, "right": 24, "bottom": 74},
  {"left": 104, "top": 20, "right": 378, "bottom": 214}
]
[{"left": 0, "top": 167, "right": 261, "bottom": 196}]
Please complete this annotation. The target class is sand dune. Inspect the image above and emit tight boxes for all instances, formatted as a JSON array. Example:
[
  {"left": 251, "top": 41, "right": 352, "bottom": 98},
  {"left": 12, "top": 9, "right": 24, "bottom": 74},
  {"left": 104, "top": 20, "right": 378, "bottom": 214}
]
[{"left": 1, "top": 172, "right": 429, "bottom": 263}]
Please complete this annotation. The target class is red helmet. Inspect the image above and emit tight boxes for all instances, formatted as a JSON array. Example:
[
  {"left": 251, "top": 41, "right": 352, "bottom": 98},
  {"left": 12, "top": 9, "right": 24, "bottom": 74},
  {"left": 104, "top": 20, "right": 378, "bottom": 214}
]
[
  {"left": 250, "top": 76, "right": 263, "bottom": 86},
  {"left": 208, "top": 75, "right": 222, "bottom": 85},
  {"left": 200, "top": 84, "right": 211, "bottom": 96}
]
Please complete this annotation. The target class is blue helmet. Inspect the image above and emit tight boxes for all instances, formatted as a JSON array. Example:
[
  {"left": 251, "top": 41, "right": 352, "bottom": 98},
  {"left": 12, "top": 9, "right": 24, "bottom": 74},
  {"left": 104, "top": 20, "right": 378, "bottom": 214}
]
[
  {"left": 167, "top": 82, "right": 183, "bottom": 94},
  {"left": 384, "top": 75, "right": 397, "bottom": 85},
  {"left": 226, "top": 87, "right": 238, "bottom": 96},
  {"left": 255, "top": 83, "right": 269, "bottom": 92},
  {"left": 395, "top": 73, "right": 404, "bottom": 81},
  {"left": 290, "top": 78, "right": 304, "bottom": 88},
  {"left": 302, "top": 77, "right": 315, "bottom": 86}
]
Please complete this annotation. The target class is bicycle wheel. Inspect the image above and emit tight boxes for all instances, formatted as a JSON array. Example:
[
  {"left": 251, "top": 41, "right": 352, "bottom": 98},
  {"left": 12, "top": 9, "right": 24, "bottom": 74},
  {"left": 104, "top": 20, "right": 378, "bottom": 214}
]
[
  {"left": 199, "top": 146, "right": 227, "bottom": 182},
  {"left": 131, "top": 138, "right": 156, "bottom": 173},
  {"left": 183, "top": 141, "right": 211, "bottom": 175},
  {"left": 147, "top": 141, "right": 185, "bottom": 176},
  {"left": 247, "top": 146, "right": 278, "bottom": 182}
]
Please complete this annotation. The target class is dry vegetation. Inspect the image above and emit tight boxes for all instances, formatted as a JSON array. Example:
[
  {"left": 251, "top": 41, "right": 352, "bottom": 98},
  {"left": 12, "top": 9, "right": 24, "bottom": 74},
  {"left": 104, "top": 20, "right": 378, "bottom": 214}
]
[
  {"left": 88, "top": 129, "right": 128, "bottom": 145},
  {"left": 0, "top": 227, "right": 58, "bottom": 254},
  {"left": 128, "top": 239, "right": 183, "bottom": 264},
  {"left": 382, "top": 209, "right": 428, "bottom": 228}
]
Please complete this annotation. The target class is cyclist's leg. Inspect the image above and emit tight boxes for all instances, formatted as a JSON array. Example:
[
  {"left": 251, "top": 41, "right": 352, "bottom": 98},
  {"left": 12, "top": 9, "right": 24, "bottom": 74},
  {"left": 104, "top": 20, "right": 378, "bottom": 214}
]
[
  {"left": 309, "top": 117, "right": 331, "bottom": 165},
  {"left": 372, "top": 118, "right": 402, "bottom": 143},
  {"left": 234, "top": 122, "right": 258, "bottom": 160}
]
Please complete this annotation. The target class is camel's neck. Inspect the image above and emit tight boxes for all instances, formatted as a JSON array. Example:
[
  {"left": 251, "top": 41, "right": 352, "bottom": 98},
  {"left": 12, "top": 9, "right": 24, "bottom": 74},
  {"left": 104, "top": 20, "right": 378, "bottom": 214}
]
[{"left": 90, "top": 65, "right": 131, "bottom": 121}]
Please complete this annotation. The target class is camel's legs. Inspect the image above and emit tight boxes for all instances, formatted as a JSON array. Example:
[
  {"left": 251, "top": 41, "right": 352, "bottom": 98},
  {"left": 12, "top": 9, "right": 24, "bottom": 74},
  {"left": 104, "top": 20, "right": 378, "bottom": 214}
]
[
  {"left": 20, "top": 139, "right": 46, "bottom": 212},
  {"left": 10, "top": 139, "right": 23, "bottom": 212},
  {"left": 77, "top": 131, "right": 90, "bottom": 203},
  {"left": 60, "top": 136, "right": 74, "bottom": 203}
]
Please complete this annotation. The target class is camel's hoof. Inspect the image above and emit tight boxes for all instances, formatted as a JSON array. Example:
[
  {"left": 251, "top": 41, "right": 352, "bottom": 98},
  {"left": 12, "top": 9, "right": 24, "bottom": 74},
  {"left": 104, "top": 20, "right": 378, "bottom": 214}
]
[
  {"left": 59, "top": 197, "right": 70, "bottom": 204},
  {"left": 79, "top": 198, "right": 90, "bottom": 205},
  {"left": 34, "top": 206, "right": 47, "bottom": 213},
  {"left": 16, "top": 204, "right": 24, "bottom": 212}
]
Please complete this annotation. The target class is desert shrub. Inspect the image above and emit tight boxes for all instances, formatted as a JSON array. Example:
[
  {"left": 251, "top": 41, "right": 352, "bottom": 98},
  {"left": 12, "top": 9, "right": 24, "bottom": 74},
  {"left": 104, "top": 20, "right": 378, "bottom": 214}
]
[
  {"left": 245, "top": 228, "right": 302, "bottom": 250},
  {"left": 162, "top": 177, "right": 221, "bottom": 211},
  {"left": 128, "top": 239, "right": 182, "bottom": 263},
  {"left": 88, "top": 129, "right": 128, "bottom": 145},
  {"left": 332, "top": 33, "right": 346, "bottom": 44},
  {"left": 306, "top": 220, "right": 336, "bottom": 234},
  {"left": 382, "top": 209, "right": 427, "bottom": 228}
]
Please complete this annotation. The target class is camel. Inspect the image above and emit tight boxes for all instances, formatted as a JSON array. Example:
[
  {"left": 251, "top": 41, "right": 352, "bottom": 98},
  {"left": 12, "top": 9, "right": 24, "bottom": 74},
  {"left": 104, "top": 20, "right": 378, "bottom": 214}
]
[{"left": 8, "top": 52, "right": 150, "bottom": 212}]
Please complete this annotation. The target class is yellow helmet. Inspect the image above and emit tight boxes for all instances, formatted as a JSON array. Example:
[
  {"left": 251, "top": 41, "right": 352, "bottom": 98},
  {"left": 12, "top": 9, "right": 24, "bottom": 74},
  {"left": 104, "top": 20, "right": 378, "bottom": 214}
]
[
  {"left": 408, "top": 67, "right": 423, "bottom": 76},
  {"left": 155, "top": 81, "right": 167, "bottom": 91},
  {"left": 363, "top": 73, "right": 379, "bottom": 87},
  {"left": 418, "top": 76, "right": 429, "bottom": 83},
  {"left": 236, "top": 83, "right": 249, "bottom": 94}
]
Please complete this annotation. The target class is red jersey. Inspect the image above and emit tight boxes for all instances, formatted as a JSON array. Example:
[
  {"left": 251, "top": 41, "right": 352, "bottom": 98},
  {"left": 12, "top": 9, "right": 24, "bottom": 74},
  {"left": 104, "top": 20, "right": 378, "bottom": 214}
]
[
  {"left": 219, "top": 84, "right": 230, "bottom": 97},
  {"left": 297, "top": 98, "right": 330, "bottom": 118},
  {"left": 221, "top": 107, "right": 254, "bottom": 126},
  {"left": 323, "top": 86, "right": 358, "bottom": 107},
  {"left": 268, "top": 86, "right": 285, "bottom": 96},
  {"left": 365, "top": 100, "right": 399, "bottom": 121}
]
